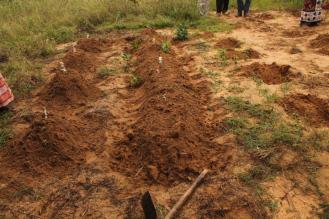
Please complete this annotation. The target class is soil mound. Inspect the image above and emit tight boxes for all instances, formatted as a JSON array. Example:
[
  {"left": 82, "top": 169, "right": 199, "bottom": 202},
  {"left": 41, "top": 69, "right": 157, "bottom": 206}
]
[
  {"left": 39, "top": 50, "right": 101, "bottom": 104},
  {"left": 310, "top": 34, "right": 329, "bottom": 55},
  {"left": 63, "top": 51, "right": 96, "bottom": 73},
  {"left": 76, "top": 38, "right": 112, "bottom": 53},
  {"left": 2, "top": 37, "right": 105, "bottom": 176},
  {"left": 281, "top": 94, "right": 329, "bottom": 126},
  {"left": 111, "top": 31, "right": 229, "bottom": 185},
  {"left": 39, "top": 70, "right": 100, "bottom": 104},
  {"left": 2, "top": 115, "right": 91, "bottom": 175},
  {"left": 241, "top": 62, "right": 292, "bottom": 84},
  {"left": 216, "top": 37, "right": 241, "bottom": 49},
  {"left": 2, "top": 116, "right": 87, "bottom": 173}
]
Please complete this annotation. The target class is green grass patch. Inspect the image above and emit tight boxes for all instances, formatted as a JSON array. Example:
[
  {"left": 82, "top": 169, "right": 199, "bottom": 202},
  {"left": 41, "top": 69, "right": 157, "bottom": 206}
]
[
  {"left": 97, "top": 66, "right": 116, "bottom": 79},
  {"left": 161, "top": 40, "right": 171, "bottom": 53},
  {"left": 217, "top": 49, "right": 228, "bottom": 67},
  {"left": 259, "top": 88, "right": 281, "bottom": 103},
  {"left": 304, "top": 130, "right": 329, "bottom": 152},
  {"left": 192, "top": 16, "right": 234, "bottom": 33},
  {"left": 227, "top": 84, "right": 245, "bottom": 94},
  {"left": 175, "top": 23, "right": 189, "bottom": 41},
  {"left": 226, "top": 96, "right": 276, "bottom": 121}
]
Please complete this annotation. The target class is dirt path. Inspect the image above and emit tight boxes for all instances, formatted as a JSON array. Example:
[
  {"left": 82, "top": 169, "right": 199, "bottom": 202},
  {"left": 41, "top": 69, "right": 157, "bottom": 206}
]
[{"left": 0, "top": 11, "right": 329, "bottom": 218}]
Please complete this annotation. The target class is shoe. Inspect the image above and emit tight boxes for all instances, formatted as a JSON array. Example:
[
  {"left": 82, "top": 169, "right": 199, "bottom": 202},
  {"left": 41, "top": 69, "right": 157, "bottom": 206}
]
[
  {"left": 223, "top": 11, "right": 230, "bottom": 15},
  {"left": 216, "top": 12, "right": 222, "bottom": 16},
  {"left": 244, "top": 11, "right": 250, "bottom": 17}
]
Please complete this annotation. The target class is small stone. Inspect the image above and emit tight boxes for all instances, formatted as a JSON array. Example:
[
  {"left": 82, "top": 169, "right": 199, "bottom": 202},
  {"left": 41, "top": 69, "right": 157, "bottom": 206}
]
[{"left": 147, "top": 165, "right": 159, "bottom": 180}]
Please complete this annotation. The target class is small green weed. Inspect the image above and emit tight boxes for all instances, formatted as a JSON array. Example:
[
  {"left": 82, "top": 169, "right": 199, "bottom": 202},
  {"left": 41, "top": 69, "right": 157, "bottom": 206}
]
[
  {"left": 259, "top": 88, "right": 281, "bottom": 103},
  {"left": 175, "top": 23, "right": 189, "bottom": 41},
  {"left": 227, "top": 84, "right": 245, "bottom": 94},
  {"left": 131, "top": 39, "right": 143, "bottom": 50},
  {"left": 225, "top": 117, "right": 248, "bottom": 132},
  {"left": 238, "top": 165, "right": 275, "bottom": 186},
  {"left": 130, "top": 74, "right": 144, "bottom": 88},
  {"left": 272, "top": 123, "right": 303, "bottom": 146},
  {"left": 97, "top": 66, "right": 115, "bottom": 79},
  {"left": 217, "top": 49, "right": 228, "bottom": 67},
  {"left": 252, "top": 75, "right": 263, "bottom": 87},
  {"left": 122, "top": 53, "right": 132, "bottom": 61},
  {"left": 305, "top": 130, "right": 329, "bottom": 151},
  {"left": 161, "top": 41, "right": 171, "bottom": 53},
  {"left": 281, "top": 82, "right": 292, "bottom": 95}
]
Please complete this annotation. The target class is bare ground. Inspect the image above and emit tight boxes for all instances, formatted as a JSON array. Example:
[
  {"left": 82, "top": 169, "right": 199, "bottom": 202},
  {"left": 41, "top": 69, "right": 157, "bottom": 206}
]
[{"left": 0, "top": 11, "right": 329, "bottom": 218}]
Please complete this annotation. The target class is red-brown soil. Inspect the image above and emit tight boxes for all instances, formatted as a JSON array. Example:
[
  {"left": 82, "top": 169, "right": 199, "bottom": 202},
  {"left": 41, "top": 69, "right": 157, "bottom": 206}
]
[
  {"left": 241, "top": 62, "right": 292, "bottom": 84},
  {"left": 310, "top": 34, "right": 329, "bottom": 55},
  {"left": 0, "top": 30, "right": 270, "bottom": 218},
  {"left": 110, "top": 30, "right": 229, "bottom": 185},
  {"left": 282, "top": 30, "right": 311, "bottom": 38},
  {"left": 0, "top": 38, "right": 108, "bottom": 177},
  {"left": 216, "top": 37, "right": 242, "bottom": 49},
  {"left": 281, "top": 94, "right": 329, "bottom": 127}
]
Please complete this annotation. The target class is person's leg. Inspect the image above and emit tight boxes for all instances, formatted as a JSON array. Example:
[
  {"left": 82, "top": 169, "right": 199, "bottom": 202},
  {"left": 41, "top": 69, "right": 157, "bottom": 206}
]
[
  {"left": 223, "top": 0, "right": 230, "bottom": 13},
  {"left": 216, "top": 0, "right": 224, "bottom": 14},
  {"left": 244, "top": 0, "right": 251, "bottom": 16},
  {"left": 237, "top": 0, "right": 243, "bottom": 16}
]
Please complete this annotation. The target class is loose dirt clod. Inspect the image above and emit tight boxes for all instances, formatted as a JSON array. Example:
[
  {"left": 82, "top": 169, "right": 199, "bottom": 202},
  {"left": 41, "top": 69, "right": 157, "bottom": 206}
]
[
  {"left": 241, "top": 62, "right": 292, "bottom": 84},
  {"left": 310, "top": 34, "right": 329, "bottom": 55},
  {"left": 281, "top": 94, "right": 329, "bottom": 127},
  {"left": 216, "top": 37, "right": 241, "bottom": 49}
]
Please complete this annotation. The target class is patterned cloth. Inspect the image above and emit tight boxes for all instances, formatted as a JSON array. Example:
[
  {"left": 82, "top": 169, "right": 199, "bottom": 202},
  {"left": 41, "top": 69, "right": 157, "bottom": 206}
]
[
  {"left": 0, "top": 73, "right": 14, "bottom": 108},
  {"left": 301, "top": 0, "right": 322, "bottom": 23}
]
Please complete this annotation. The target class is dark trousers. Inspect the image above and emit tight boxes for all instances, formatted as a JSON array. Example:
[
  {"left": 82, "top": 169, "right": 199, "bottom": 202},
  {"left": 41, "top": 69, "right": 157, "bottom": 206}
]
[
  {"left": 237, "top": 0, "right": 251, "bottom": 16},
  {"left": 216, "top": 0, "right": 230, "bottom": 13}
]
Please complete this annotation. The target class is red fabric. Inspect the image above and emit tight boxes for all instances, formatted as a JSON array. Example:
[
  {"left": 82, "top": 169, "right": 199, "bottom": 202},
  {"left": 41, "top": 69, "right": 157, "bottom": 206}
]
[
  {"left": 304, "top": 0, "right": 317, "bottom": 10},
  {"left": 0, "top": 73, "right": 14, "bottom": 107}
]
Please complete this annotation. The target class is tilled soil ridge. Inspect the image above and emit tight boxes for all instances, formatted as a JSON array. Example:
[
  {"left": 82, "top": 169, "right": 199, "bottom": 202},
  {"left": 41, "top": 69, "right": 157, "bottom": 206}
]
[
  {"left": 110, "top": 30, "right": 229, "bottom": 185},
  {"left": 0, "top": 38, "right": 108, "bottom": 176}
]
